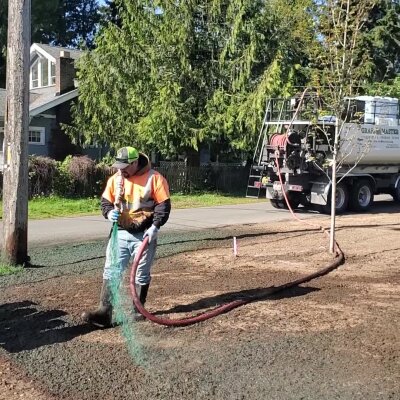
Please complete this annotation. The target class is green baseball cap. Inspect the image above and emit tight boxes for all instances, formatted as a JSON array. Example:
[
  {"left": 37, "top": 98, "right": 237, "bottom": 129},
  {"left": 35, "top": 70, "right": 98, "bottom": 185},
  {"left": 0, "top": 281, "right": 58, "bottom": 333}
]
[{"left": 112, "top": 146, "right": 139, "bottom": 169}]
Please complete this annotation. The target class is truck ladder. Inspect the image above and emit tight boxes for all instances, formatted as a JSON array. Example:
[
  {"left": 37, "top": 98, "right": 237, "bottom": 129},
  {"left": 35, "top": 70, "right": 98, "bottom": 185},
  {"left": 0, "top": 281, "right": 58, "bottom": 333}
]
[{"left": 246, "top": 99, "right": 285, "bottom": 198}]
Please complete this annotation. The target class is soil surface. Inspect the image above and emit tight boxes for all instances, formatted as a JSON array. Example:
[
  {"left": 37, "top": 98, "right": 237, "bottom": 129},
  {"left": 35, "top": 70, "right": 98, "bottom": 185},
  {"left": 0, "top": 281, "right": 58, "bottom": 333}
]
[{"left": 0, "top": 211, "right": 399, "bottom": 400}]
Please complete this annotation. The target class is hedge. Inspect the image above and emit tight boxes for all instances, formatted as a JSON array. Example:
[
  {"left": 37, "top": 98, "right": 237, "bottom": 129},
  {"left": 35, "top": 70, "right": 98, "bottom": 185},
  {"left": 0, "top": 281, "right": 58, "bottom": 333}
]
[{"left": 0, "top": 155, "right": 250, "bottom": 198}]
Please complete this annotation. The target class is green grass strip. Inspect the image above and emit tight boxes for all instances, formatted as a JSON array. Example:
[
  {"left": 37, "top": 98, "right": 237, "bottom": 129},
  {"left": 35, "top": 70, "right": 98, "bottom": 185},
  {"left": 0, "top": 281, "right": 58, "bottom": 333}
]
[
  {"left": 0, "top": 264, "right": 24, "bottom": 276},
  {"left": 0, "top": 193, "right": 264, "bottom": 220}
]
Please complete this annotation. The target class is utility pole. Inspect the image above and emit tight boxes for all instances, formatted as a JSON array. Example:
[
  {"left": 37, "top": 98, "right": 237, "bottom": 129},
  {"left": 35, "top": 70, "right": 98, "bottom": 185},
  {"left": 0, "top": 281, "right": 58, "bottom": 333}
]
[{"left": 2, "top": 0, "right": 31, "bottom": 265}]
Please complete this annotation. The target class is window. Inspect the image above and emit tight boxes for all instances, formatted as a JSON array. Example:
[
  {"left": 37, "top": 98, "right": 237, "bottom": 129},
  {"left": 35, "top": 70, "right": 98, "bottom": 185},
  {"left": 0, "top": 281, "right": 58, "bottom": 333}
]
[
  {"left": 42, "top": 59, "right": 49, "bottom": 86},
  {"left": 28, "top": 127, "right": 45, "bottom": 145},
  {"left": 31, "top": 61, "right": 39, "bottom": 88},
  {"left": 30, "top": 57, "right": 56, "bottom": 88},
  {"left": 51, "top": 62, "right": 56, "bottom": 85}
]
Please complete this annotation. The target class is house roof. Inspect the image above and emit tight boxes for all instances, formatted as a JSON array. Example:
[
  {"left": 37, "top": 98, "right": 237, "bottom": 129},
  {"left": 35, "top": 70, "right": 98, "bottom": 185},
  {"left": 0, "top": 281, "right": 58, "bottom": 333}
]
[
  {"left": 30, "top": 88, "right": 78, "bottom": 116},
  {"left": 0, "top": 87, "right": 78, "bottom": 119},
  {"left": 30, "top": 86, "right": 60, "bottom": 111},
  {"left": 31, "top": 43, "right": 84, "bottom": 62}
]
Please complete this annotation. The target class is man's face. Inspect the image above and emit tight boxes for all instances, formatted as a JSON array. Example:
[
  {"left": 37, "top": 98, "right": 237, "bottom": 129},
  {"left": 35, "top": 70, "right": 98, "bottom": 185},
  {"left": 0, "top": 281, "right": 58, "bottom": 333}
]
[{"left": 120, "top": 160, "right": 139, "bottom": 178}]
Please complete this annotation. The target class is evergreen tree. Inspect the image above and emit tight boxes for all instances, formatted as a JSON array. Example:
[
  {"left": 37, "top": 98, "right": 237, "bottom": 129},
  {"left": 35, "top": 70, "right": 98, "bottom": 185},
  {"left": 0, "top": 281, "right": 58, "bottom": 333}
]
[
  {"left": 363, "top": 0, "right": 400, "bottom": 81},
  {"left": 100, "top": 0, "right": 125, "bottom": 27},
  {"left": 68, "top": 0, "right": 314, "bottom": 157},
  {"left": 310, "top": 0, "right": 400, "bottom": 91},
  {"left": 56, "top": 0, "right": 101, "bottom": 48}
]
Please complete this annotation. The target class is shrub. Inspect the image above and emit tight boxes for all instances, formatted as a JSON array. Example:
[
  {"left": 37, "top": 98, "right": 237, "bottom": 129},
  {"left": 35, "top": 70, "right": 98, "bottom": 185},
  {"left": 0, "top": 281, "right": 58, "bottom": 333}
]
[
  {"left": 95, "top": 162, "right": 113, "bottom": 195},
  {"left": 0, "top": 155, "right": 114, "bottom": 200},
  {"left": 56, "top": 155, "right": 113, "bottom": 197},
  {"left": 67, "top": 155, "right": 97, "bottom": 197},
  {"left": 53, "top": 156, "right": 74, "bottom": 197},
  {"left": 28, "top": 155, "right": 58, "bottom": 198}
]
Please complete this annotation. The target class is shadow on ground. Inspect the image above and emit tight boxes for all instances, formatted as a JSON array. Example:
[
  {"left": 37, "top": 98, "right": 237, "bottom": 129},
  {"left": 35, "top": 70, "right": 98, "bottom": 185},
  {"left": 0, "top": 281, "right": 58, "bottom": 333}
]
[
  {"left": 0, "top": 301, "right": 94, "bottom": 353},
  {"left": 153, "top": 285, "right": 319, "bottom": 315}
]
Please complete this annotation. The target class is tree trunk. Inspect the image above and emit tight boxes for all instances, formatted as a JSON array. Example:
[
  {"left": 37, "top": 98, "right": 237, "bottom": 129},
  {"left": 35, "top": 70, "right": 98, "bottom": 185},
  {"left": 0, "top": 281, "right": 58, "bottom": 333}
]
[
  {"left": 329, "top": 117, "right": 340, "bottom": 254},
  {"left": 2, "top": 0, "right": 31, "bottom": 265}
]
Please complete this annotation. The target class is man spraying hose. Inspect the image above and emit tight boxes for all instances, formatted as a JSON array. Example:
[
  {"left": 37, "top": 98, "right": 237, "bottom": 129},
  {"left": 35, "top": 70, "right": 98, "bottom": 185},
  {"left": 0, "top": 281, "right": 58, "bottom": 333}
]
[{"left": 82, "top": 146, "right": 171, "bottom": 328}]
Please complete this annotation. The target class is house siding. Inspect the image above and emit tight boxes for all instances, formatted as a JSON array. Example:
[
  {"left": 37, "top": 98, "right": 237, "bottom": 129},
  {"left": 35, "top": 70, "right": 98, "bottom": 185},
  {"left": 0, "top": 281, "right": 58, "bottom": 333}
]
[
  {"left": 28, "top": 115, "right": 56, "bottom": 157},
  {"left": 48, "top": 101, "right": 79, "bottom": 160}
]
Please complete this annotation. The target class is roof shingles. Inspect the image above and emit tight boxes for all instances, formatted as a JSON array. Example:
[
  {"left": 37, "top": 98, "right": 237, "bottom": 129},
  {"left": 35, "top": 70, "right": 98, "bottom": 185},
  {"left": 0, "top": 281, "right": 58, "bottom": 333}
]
[{"left": 33, "top": 43, "right": 83, "bottom": 61}]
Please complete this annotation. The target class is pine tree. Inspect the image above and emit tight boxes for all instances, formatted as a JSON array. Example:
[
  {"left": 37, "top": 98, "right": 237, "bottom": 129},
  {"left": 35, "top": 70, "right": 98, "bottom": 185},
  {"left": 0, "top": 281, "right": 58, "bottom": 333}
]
[
  {"left": 363, "top": 0, "right": 400, "bottom": 81},
  {"left": 68, "top": 0, "right": 313, "bottom": 158}
]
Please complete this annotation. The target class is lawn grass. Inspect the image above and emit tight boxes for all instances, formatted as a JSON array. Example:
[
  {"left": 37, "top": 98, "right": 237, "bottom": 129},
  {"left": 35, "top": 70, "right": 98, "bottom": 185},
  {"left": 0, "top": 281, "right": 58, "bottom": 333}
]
[
  {"left": 0, "top": 193, "right": 264, "bottom": 220},
  {"left": 0, "top": 264, "right": 24, "bottom": 276},
  {"left": 171, "top": 193, "right": 263, "bottom": 208}
]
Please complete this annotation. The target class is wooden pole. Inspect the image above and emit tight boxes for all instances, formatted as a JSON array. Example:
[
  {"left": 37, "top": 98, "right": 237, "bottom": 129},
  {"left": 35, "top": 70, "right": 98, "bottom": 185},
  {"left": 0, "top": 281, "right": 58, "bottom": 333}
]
[{"left": 2, "top": 0, "right": 31, "bottom": 265}]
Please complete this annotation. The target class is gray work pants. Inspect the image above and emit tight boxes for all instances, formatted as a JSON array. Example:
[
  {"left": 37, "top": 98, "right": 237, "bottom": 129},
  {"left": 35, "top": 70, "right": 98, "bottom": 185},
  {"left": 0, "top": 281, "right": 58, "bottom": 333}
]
[{"left": 103, "top": 229, "right": 157, "bottom": 285}]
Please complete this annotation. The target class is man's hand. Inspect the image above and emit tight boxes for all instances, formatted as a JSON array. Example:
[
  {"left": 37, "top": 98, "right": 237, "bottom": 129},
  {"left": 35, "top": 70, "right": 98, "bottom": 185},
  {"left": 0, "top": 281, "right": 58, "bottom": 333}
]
[
  {"left": 144, "top": 225, "right": 159, "bottom": 243},
  {"left": 107, "top": 209, "right": 120, "bottom": 223}
]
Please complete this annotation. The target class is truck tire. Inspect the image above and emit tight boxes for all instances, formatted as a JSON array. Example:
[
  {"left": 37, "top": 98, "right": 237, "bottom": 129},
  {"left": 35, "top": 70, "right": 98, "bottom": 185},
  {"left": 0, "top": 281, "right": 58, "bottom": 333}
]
[
  {"left": 390, "top": 185, "right": 400, "bottom": 203},
  {"left": 270, "top": 199, "right": 286, "bottom": 209},
  {"left": 349, "top": 179, "right": 374, "bottom": 211},
  {"left": 270, "top": 194, "right": 300, "bottom": 210},
  {"left": 321, "top": 182, "right": 349, "bottom": 214}
]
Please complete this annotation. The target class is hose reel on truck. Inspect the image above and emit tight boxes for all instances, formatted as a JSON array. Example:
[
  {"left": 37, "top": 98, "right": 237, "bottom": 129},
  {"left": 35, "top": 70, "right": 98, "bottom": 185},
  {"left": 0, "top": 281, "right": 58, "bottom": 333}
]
[{"left": 247, "top": 93, "right": 400, "bottom": 213}]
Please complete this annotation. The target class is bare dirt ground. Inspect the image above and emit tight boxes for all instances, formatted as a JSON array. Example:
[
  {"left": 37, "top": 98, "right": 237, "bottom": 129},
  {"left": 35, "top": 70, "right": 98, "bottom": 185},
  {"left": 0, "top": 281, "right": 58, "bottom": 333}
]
[{"left": 0, "top": 210, "right": 399, "bottom": 400}]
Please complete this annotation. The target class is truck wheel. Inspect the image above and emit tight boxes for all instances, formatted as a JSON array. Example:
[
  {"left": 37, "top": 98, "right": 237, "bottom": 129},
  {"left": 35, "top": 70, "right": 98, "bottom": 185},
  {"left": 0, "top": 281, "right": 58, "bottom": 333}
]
[
  {"left": 270, "top": 194, "right": 300, "bottom": 210},
  {"left": 349, "top": 179, "right": 373, "bottom": 211},
  {"left": 287, "top": 193, "right": 301, "bottom": 209},
  {"left": 270, "top": 199, "right": 286, "bottom": 209},
  {"left": 321, "top": 182, "right": 349, "bottom": 214},
  {"left": 270, "top": 199, "right": 279, "bottom": 209},
  {"left": 390, "top": 185, "right": 400, "bottom": 203}
]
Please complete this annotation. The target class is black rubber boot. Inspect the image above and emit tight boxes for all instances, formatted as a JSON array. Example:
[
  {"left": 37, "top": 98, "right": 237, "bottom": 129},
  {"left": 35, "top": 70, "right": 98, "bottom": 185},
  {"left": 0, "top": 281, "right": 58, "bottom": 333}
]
[
  {"left": 133, "top": 283, "right": 149, "bottom": 321},
  {"left": 82, "top": 280, "right": 113, "bottom": 328}
]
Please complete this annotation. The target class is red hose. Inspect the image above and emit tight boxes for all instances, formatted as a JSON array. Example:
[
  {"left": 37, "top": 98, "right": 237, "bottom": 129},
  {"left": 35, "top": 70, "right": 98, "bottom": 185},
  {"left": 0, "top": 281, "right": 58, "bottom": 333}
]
[
  {"left": 129, "top": 237, "right": 247, "bottom": 327},
  {"left": 274, "top": 159, "right": 342, "bottom": 256},
  {"left": 129, "top": 234, "right": 344, "bottom": 327},
  {"left": 269, "top": 133, "right": 288, "bottom": 148}
]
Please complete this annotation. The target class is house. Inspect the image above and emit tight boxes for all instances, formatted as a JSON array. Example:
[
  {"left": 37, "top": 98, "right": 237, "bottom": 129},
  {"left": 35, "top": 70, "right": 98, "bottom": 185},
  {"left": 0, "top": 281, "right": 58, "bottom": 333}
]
[{"left": 0, "top": 43, "right": 103, "bottom": 169}]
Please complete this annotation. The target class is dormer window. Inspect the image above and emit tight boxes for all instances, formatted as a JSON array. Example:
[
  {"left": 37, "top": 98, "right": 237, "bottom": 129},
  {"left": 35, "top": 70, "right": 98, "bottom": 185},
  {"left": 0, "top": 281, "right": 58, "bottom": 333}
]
[
  {"left": 51, "top": 62, "right": 56, "bottom": 84},
  {"left": 31, "top": 60, "right": 39, "bottom": 88},
  {"left": 30, "top": 56, "right": 56, "bottom": 89}
]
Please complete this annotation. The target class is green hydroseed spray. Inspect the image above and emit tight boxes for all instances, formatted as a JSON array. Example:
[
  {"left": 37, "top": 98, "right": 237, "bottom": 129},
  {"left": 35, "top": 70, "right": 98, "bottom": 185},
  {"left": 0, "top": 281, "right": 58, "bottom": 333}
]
[{"left": 109, "top": 223, "right": 145, "bottom": 363}]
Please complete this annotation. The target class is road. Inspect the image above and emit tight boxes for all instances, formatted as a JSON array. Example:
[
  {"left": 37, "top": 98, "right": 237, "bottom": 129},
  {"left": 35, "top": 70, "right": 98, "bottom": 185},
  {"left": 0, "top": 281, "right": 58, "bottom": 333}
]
[
  {"left": 0, "top": 195, "right": 396, "bottom": 246},
  {"left": 1, "top": 202, "right": 316, "bottom": 246}
]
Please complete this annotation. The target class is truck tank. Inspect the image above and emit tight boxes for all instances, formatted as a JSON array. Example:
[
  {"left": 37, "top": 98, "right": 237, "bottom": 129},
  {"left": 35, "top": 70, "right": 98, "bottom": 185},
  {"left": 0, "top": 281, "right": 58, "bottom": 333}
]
[{"left": 337, "top": 96, "right": 400, "bottom": 165}]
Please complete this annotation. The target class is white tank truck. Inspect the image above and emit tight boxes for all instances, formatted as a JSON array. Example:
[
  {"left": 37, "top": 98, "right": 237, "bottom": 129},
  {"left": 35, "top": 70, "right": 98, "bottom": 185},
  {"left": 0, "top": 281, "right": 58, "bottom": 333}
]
[{"left": 246, "top": 93, "right": 400, "bottom": 213}]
